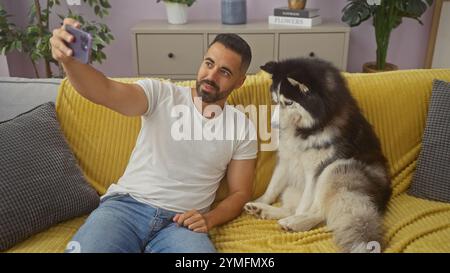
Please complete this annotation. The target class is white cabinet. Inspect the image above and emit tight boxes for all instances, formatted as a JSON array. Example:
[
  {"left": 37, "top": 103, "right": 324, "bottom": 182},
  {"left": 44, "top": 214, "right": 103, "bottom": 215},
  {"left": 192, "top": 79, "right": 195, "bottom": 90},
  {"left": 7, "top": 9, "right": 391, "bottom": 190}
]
[
  {"left": 136, "top": 34, "right": 204, "bottom": 76},
  {"left": 278, "top": 33, "right": 347, "bottom": 67},
  {"left": 132, "top": 21, "right": 350, "bottom": 79}
]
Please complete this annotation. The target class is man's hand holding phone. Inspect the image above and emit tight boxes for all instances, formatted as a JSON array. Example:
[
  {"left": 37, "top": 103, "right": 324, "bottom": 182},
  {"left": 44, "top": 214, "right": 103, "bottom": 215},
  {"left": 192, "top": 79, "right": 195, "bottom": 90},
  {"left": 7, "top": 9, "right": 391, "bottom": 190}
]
[{"left": 50, "top": 18, "right": 92, "bottom": 64}]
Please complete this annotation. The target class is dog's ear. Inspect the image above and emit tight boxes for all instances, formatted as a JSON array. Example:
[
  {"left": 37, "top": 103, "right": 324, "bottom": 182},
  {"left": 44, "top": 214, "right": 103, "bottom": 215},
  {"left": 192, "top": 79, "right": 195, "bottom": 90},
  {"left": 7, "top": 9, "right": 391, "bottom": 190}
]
[
  {"left": 287, "top": 77, "right": 310, "bottom": 94},
  {"left": 260, "top": 61, "right": 277, "bottom": 75}
]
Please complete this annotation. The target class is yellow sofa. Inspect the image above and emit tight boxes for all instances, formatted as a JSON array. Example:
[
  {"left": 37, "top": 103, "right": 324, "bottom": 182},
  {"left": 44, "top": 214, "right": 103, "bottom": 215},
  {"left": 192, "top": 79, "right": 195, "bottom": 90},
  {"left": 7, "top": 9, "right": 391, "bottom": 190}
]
[{"left": 6, "top": 69, "right": 450, "bottom": 253}]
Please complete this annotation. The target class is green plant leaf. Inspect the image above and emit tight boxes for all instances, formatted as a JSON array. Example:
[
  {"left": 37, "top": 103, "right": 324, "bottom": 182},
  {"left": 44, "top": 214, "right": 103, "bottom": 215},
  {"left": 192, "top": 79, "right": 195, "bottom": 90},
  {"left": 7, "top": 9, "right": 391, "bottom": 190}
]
[
  {"left": 100, "top": 0, "right": 111, "bottom": 8},
  {"left": 396, "top": 0, "right": 430, "bottom": 17},
  {"left": 16, "top": 40, "right": 22, "bottom": 51},
  {"left": 392, "top": 16, "right": 403, "bottom": 29},
  {"left": 342, "top": 1, "right": 372, "bottom": 27}
]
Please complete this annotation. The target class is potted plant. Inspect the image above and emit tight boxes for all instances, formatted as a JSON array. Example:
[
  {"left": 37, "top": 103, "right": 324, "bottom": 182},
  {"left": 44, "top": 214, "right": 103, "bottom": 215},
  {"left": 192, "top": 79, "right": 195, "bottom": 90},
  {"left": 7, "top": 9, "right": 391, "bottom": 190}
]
[
  {"left": 0, "top": 0, "right": 114, "bottom": 78},
  {"left": 342, "top": 0, "right": 433, "bottom": 72},
  {"left": 156, "top": 0, "right": 196, "bottom": 25}
]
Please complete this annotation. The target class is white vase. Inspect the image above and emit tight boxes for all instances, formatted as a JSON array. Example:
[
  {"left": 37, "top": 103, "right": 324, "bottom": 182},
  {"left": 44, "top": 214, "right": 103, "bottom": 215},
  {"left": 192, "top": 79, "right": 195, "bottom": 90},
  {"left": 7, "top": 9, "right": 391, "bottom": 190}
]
[{"left": 165, "top": 2, "right": 188, "bottom": 25}]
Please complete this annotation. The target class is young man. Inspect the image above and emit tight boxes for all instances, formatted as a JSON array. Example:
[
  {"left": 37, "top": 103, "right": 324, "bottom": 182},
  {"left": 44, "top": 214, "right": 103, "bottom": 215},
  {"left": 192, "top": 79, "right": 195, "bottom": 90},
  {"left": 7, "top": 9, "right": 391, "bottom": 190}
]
[{"left": 50, "top": 18, "right": 257, "bottom": 253}]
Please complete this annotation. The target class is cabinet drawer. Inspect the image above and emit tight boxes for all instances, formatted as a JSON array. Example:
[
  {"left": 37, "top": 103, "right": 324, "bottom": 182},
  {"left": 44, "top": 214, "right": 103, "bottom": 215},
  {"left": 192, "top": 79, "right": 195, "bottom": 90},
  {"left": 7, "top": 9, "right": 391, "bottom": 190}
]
[
  {"left": 208, "top": 34, "right": 275, "bottom": 74},
  {"left": 136, "top": 34, "right": 203, "bottom": 75},
  {"left": 279, "top": 33, "right": 346, "bottom": 69}
]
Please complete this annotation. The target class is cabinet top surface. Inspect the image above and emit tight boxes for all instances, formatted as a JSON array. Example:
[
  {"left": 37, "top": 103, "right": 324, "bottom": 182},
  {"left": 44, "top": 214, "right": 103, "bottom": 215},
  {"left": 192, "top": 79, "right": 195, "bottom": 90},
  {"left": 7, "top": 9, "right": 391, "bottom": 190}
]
[{"left": 132, "top": 20, "right": 350, "bottom": 33}]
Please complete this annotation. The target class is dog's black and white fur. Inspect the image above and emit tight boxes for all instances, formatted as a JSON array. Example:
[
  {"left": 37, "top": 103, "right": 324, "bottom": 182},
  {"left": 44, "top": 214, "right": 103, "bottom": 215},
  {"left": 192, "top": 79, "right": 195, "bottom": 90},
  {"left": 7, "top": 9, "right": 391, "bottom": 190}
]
[{"left": 245, "top": 58, "right": 392, "bottom": 253}]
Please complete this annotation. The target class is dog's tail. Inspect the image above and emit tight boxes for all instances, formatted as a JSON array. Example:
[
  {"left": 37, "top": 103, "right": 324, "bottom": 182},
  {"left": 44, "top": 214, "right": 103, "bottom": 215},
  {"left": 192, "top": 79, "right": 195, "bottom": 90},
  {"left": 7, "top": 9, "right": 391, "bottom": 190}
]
[{"left": 326, "top": 191, "right": 384, "bottom": 253}]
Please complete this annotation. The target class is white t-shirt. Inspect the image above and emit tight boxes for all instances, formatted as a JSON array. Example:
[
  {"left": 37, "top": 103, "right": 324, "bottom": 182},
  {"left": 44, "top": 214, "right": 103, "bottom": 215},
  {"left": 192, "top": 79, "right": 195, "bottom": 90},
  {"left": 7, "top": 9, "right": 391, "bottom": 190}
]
[{"left": 103, "top": 79, "right": 257, "bottom": 213}]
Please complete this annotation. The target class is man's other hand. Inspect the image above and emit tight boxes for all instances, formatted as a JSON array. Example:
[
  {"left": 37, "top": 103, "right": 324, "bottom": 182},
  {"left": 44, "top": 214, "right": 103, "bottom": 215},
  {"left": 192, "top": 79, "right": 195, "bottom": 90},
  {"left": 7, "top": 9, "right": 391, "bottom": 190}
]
[{"left": 173, "top": 209, "right": 210, "bottom": 233}]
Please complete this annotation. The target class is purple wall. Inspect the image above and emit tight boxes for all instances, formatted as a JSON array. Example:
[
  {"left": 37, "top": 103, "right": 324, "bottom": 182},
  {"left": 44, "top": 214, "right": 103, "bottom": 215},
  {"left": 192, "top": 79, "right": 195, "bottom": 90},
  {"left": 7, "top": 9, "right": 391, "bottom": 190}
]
[{"left": 4, "top": 0, "right": 435, "bottom": 77}]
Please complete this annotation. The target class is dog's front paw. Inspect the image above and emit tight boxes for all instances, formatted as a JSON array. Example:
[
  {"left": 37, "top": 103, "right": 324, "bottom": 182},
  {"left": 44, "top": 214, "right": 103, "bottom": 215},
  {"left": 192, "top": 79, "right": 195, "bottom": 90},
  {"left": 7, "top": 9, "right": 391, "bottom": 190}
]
[
  {"left": 245, "top": 202, "right": 290, "bottom": 220},
  {"left": 244, "top": 202, "right": 263, "bottom": 218},
  {"left": 278, "top": 215, "right": 323, "bottom": 232},
  {"left": 278, "top": 217, "right": 296, "bottom": 232}
]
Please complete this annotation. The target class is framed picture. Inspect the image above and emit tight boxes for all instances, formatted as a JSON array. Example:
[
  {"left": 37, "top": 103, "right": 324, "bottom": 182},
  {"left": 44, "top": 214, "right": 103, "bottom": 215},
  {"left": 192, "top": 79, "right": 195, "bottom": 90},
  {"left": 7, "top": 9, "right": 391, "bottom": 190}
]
[{"left": 426, "top": 0, "right": 450, "bottom": 68}]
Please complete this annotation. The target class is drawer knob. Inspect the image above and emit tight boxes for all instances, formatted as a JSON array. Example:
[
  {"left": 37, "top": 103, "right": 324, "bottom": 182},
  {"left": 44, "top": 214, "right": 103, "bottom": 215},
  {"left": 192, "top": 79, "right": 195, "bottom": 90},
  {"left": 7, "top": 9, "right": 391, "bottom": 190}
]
[
  {"left": 168, "top": 53, "right": 174, "bottom": 58},
  {"left": 309, "top": 52, "right": 316, "bottom": 57}
]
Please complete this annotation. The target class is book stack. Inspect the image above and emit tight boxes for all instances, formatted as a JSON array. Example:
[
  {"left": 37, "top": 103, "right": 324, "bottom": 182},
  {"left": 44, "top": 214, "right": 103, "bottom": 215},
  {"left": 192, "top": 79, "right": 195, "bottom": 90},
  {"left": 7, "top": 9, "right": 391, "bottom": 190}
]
[{"left": 268, "top": 7, "right": 321, "bottom": 27}]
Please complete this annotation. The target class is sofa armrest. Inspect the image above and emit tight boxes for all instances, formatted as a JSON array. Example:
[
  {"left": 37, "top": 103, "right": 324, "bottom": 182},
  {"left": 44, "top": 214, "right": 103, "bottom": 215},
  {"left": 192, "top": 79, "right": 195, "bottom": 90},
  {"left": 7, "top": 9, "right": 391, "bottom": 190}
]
[{"left": 0, "top": 77, "right": 61, "bottom": 122}]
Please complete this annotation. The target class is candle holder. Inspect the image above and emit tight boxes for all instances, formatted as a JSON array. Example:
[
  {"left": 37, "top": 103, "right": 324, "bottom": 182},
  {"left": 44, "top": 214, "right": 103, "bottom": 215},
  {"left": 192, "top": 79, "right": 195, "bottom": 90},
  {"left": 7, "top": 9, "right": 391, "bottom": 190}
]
[{"left": 288, "top": 0, "right": 306, "bottom": 10}]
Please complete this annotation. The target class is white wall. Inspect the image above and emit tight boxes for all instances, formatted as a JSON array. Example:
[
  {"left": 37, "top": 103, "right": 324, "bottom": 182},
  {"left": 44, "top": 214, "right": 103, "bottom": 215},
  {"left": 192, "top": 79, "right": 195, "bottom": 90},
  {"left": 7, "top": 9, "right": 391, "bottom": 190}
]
[
  {"left": 0, "top": 55, "right": 9, "bottom": 77},
  {"left": 432, "top": 1, "right": 450, "bottom": 68}
]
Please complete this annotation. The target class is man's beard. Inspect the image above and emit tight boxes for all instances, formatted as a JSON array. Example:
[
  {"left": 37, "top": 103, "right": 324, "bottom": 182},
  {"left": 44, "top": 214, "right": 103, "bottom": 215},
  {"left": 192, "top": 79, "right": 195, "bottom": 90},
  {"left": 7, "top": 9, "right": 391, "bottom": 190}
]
[{"left": 196, "top": 79, "right": 228, "bottom": 103}]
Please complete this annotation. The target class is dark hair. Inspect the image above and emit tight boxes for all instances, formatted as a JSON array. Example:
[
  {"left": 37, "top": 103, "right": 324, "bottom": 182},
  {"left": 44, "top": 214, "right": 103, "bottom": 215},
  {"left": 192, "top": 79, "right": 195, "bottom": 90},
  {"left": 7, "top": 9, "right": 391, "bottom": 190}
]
[{"left": 209, "top": 33, "right": 252, "bottom": 73}]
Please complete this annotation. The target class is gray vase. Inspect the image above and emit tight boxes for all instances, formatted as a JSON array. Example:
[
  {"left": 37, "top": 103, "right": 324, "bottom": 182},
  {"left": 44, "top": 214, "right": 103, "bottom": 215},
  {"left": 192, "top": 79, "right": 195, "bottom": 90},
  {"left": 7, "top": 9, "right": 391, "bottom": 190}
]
[{"left": 221, "top": 0, "right": 247, "bottom": 25}]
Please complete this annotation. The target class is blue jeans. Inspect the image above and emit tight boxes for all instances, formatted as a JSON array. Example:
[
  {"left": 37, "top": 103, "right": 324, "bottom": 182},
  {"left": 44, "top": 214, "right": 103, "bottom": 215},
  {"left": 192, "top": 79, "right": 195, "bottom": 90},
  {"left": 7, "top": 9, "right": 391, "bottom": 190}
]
[{"left": 66, "top": 194, "right": 216, "bottom": 253}]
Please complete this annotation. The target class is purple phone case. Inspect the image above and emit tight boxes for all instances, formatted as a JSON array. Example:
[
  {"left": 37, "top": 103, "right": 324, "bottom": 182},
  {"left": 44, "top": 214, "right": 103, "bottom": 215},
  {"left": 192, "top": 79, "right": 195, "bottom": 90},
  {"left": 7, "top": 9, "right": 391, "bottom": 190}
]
[{"left": 65, "top": 25, "right": 93, "bottom": 64}]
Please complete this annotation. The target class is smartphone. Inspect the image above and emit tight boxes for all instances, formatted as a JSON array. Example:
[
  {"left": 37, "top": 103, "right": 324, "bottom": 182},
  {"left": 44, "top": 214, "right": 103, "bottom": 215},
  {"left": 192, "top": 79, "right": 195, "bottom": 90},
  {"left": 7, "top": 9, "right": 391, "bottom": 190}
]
[{"left": 65, "top": 25, "right": 92, "bottom": 64}]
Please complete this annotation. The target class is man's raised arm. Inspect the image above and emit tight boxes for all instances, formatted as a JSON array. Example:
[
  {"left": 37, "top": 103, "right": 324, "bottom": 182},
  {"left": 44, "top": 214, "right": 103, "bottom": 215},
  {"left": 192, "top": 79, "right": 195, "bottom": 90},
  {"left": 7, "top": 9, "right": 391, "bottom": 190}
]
[{"left": 50, "top": 18, "right": 148, "bottom": 117}]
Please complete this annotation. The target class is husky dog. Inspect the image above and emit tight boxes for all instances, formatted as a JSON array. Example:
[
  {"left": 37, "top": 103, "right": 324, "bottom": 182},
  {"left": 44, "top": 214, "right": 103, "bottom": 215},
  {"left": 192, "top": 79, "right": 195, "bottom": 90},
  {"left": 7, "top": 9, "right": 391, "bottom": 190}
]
[{"left": 244, "top": 58, "right": 392, "bottom": 253}]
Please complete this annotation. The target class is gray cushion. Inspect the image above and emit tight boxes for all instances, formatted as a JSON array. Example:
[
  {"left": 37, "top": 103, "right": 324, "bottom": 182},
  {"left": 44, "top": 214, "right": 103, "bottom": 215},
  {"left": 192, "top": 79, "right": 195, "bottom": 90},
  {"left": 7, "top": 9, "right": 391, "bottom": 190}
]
[
  {"left": 408, "top": 79, "right": 450, "bottom": 203},
  {"left": 0, "top": 102, "right": 99, "bottom": 251},
  {"left": 0, "top": 77, "right": 60, "bottom": 122}
]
